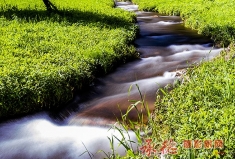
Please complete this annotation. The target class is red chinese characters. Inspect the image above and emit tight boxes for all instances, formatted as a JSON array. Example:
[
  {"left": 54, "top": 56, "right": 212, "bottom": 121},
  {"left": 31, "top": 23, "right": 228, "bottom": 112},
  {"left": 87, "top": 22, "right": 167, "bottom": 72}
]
[
  {"left": 139, "top": 139, "right": 178, "bottom": 156},
  {"left": 214, "top": 139, "right": 223, "bottom": 149},
  {"left": 160, "top": 139, "right": 178, "bottom": 155},
  {"left": 194, "top": 140, "right": 203, "bottom": 149},
  {"left": 139, "top": 139, "right": 157, "bottom": 157},
  {"left": 183, "top": 140, "right": 192, "bottom": 149},
  {"left": 182, "top": 139, "right": 224, "bottom": 149},
  {"left": 204, "top": 140, "right": 213, "bottom": 149}
]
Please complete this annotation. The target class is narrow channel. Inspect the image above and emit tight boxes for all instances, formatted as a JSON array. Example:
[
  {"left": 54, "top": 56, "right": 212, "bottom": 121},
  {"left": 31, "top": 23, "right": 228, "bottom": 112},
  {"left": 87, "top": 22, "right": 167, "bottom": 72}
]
[
  {"left": 66, "top": 1, "right": 222, "bottom": 126},
  {"left": 0, "top": 1, "right": 222, "bottom": 159}
]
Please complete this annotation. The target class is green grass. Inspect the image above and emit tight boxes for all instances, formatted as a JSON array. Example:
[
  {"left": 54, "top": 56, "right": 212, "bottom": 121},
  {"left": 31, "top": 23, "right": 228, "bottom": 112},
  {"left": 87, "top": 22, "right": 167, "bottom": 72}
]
[
  {"left": 124, "top": 0, "right": 235, "bottom": 158},
  {"left": 0, "top": 0, "right": 138, "bottom": 118},
  {"left": 118, "top": 49, "right": 235, "bottom": 159},
  {"left": 151, "top": 46, "right": 235, "bottom": 158},
  {"left": 132, "top": 0, "right": 235, "bottom": 46}
]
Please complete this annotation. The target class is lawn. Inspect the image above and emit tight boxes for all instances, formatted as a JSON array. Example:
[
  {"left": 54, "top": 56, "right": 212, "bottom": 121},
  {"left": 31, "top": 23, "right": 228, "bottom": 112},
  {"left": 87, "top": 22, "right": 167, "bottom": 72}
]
[
  {"left": 130, "top": 0, "right": 235, "bottom": 158},
  {"left": 0, "top": 0, "right": 138, "bottom": 118}
]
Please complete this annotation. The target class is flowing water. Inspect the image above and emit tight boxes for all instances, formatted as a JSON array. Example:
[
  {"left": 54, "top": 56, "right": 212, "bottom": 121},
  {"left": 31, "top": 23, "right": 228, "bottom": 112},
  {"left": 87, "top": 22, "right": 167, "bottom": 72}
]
[{"left": 0, "top": 2, "right": 222, "bottom": 159}]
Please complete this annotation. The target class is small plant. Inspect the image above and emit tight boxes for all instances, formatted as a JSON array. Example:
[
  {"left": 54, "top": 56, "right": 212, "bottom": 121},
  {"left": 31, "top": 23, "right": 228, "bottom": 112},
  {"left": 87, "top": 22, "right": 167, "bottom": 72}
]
[
  {"left": 151, "top": 46, "right": 235, "bottom": 158},
  {"left": 111, "top": 45, "right": 235, "bottom": 158},
  {"left": 111, "top": 84, "right": 160, "bottom": 158}
]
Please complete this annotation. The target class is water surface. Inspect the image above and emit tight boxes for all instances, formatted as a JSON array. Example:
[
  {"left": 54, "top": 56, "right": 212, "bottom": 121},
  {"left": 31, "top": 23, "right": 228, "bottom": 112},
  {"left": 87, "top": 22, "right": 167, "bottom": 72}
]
[{"left": 0, "top": 2, "right": 222, "bottom": 158}]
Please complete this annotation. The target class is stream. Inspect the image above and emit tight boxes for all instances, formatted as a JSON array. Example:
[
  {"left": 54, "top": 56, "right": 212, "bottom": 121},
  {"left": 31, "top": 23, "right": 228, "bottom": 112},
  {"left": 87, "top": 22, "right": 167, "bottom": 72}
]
[{"left": 0, "top": 1, "right": 222, "bottom": 159}]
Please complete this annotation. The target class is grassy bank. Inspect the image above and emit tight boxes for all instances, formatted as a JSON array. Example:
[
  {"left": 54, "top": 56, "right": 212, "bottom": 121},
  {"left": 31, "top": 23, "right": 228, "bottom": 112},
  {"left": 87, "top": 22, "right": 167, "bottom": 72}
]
[
  {"left": 132, "top": 0, "right": 235, "bottom": 46},
  {"left": 129, "top": 0, "right": 235, "bottom": 158},
  {"left": 0, "top": 0, "right": 138, "bottom": 118},
  {"left": 152, "top": 47, "right": 235, "bottom": 158}
]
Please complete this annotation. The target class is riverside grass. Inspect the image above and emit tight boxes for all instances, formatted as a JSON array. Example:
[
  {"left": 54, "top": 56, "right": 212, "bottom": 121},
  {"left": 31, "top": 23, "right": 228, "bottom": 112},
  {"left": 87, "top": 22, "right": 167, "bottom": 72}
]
[
  {"left": 120, "top": 51, "right": 235, "bottom": 158},
  {"left": 150, "top": 46, "right": 235, "bottom": 158},
  {"left": 127, "top": 0, "right": 235, "bottom": 158},
  {"left": 132, "top": 0, "right": 235, "bottom": 46},
  {"left": 0, "top": 0, "right": 138, "bottom": 118}
]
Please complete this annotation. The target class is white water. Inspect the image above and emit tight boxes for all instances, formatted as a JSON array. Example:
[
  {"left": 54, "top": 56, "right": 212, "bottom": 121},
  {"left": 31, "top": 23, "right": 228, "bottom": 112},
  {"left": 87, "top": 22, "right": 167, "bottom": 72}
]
[
  {"left": 0, "top": 2, "right": 223, "bottom": 159},
  {"left": 0, "top": 113, "right": 138, "bottom": 159},
  {"left": 157, "top": 21, "right": 183, "bottom": 25}
]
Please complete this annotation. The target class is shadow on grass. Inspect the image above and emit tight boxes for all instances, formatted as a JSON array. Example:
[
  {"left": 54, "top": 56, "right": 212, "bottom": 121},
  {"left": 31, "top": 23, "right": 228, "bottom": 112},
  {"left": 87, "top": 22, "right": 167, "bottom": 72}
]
[{"left": 0, "top": 7, "right": 134, "bottom": 28}]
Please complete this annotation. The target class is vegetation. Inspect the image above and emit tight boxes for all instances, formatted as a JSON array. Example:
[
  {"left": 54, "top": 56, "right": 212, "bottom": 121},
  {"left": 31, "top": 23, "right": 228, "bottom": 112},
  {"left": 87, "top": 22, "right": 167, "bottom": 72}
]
[
  {"left": 120, "top": 49, "right": 235, "bottom": 159},
  {"left": 132, "top": 0, "right": 235, "bottom": 46},
  {"left": 0, "top": 0, "right": 138, "bottom": 118},
  {"left": 129, "top": 0, "right": 235, "bottom": 158},
  {"left": 2, "top": 0, "right": 235, "bottom": 158},
  {"left": 152, "top": 46, "right": 235, "bottom": 158}
]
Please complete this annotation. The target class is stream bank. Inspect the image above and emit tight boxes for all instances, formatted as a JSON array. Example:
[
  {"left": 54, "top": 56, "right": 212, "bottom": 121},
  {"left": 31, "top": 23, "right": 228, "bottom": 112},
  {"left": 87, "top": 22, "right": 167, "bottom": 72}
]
[{"left": 0, "top": 1, "right": 223, "bottom": 159}]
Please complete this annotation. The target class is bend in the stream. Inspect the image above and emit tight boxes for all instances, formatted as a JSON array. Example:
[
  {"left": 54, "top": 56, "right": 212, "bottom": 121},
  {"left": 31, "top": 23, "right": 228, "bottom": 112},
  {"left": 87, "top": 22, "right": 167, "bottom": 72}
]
[
  {"left": 0, "top": 2, "right": 223, "bottom": 159},
  {"left": 65, "top": 1, "right": 222, "bottom": 126}
]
